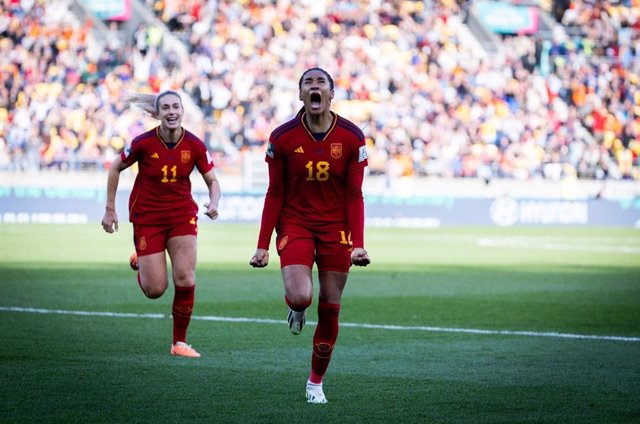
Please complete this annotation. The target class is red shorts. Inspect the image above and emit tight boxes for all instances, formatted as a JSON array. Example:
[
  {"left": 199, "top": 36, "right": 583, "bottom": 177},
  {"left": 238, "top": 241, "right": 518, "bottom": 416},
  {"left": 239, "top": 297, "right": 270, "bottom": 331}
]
[
  {"left": 132, "top": 217, "right": 198, "bottom": 256},
  {"left": 275, "top": 222, "right": 352, "bottom": 273}
]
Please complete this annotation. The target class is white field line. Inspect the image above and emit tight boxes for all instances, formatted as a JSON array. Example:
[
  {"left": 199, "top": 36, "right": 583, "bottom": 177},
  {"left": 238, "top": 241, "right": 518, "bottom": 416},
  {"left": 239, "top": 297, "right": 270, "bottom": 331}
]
[
  {"left": 476, "top": 238, "right": 640, "bottom": 254},
  {"left": 2, "top": 306, "right": 639, "bottom": 343}
]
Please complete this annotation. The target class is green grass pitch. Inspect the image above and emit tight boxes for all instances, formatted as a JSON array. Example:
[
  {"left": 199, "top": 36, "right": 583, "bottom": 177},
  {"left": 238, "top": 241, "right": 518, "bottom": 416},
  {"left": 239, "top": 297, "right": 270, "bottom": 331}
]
[{"left": 1, "top": 223, "right": 639, "bottom": 423}]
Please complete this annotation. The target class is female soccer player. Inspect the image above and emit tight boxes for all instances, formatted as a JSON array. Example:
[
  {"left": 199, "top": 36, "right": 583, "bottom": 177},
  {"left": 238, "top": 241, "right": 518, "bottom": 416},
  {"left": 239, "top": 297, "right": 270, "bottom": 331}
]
[
  {"left": 102, "top": 90, "right": 221, "bottom": 358},
  {"left": 250, "top": 68, "right": 371, "bottom": 403}
]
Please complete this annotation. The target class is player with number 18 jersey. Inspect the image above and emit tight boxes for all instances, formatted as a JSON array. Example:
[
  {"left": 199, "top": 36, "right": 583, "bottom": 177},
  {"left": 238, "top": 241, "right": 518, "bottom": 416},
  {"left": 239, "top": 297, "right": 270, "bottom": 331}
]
[
  {"left": 250, "top": 68, "right": 370, "bottom": 404},
  {"left": 257, "top": 110, "right": 368, "bottom": 259}
]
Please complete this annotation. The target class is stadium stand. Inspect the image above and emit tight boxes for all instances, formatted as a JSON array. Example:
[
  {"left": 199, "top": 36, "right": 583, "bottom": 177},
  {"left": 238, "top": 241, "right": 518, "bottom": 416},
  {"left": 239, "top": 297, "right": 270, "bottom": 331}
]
[{"left": 0, "top": 0, "right": 638, "bottom": 189}]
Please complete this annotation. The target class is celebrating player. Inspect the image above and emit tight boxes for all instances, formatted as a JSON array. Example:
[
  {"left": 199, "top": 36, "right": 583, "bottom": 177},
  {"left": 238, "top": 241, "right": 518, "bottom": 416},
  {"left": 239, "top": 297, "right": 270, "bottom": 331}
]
[
  {"left": 101, "top": 90, "right": 221, "bottom": 358},
  {"left": 250, "top": 68, "right": 370, "bottom": 403}
]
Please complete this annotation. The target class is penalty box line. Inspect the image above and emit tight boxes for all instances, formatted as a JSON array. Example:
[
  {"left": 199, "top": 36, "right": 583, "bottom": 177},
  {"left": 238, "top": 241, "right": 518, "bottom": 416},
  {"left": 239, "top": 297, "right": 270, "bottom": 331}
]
[{"left": 1, "top": 305, "right": 639, "bottom": 343}]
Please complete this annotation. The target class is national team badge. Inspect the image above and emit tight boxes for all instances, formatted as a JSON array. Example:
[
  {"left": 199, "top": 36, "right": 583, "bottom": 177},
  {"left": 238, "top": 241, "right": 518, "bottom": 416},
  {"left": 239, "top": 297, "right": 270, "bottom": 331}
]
[
  {"left": 181, "top": 150, "right": 191, "bottom": 163},
  {"left": 174, "top": 304, "right": 192, "bottom": 314},
  {"left": 139, "top": 236, "right": 147, "bottom": 251},
  {"left": 331, "top": 143, "right": 342, "bottom": 159},
  {"left": 277, "top": 235, "right": 288, "bottom": 251},
  {"left": 315, "top": 342, "right": 332, "bottom": 355}
]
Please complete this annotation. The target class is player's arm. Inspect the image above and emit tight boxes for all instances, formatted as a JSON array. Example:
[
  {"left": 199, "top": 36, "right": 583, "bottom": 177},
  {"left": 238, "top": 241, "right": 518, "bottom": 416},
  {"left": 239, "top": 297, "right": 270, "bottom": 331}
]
[
  {"left": 250, "top": 158, "right": 285, "bottom": 268},
  {"left": 102, "top": 155, "right": 128, "bottom": 233},
  {"left": 202, "top": 168, "right": 221, "bottom": 220},
  {"left": 345, "top": 154, "right": 370, "bottom": 266}
]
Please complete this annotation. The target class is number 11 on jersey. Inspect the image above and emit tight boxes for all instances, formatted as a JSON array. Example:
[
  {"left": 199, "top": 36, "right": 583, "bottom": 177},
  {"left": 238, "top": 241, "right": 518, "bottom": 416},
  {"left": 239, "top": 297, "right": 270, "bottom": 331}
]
[{"left": 161, "top": 165, "right": 177, "bottom": 183}]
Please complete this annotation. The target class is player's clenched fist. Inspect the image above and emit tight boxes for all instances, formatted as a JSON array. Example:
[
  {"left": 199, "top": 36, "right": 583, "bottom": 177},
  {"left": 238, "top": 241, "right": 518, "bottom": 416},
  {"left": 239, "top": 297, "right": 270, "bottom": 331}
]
[
  {"left": 250, "top": 248, "right": 269, "bottom": 268},
  {"left": 351, "top": 247, "right": 370, "bottom": 266}
]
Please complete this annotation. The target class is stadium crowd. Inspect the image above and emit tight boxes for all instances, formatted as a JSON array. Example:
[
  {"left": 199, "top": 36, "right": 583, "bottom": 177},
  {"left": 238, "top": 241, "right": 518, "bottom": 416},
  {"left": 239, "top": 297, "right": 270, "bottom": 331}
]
[{"left": 0, "top": 0, "right": 638, "bottom": 182}]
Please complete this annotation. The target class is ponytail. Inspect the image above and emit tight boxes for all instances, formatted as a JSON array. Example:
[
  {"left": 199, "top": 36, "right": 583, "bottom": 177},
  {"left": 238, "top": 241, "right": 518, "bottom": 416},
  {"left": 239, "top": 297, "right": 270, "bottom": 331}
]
[
  {"left": 123, "top": 90, "right": 183, "bottom": 119},
  {"left": 123, "top": 93, "right": 159, "bottom": 118}
]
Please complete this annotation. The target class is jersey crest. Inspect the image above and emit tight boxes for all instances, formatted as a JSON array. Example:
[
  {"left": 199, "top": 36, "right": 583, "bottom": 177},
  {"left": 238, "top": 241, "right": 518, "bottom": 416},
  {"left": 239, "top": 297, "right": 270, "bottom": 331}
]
[
  {"left": 181, "top": 150, "right": 191, "bottom": 163},
  {"left": 278, "top": 235, "right": 288, "bottom": 251},
  {"left": 138, "top": 236, "right": 147, "bottom": 251},
  {"left": 331, "top": 143, "right": 342, "bottom": 159}
]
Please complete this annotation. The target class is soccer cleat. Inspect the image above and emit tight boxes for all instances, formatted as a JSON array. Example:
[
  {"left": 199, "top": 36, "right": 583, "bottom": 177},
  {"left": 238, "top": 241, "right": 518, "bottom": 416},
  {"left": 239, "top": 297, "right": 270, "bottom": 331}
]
[
  {"left": 129, "top": 252, "right": 139, "bottom": 271},
  {"left": 170, "top": 341, "right": 201, "bottom": 358},
  {"left": 306, "top": 380, "right": 328, "bottom": 404},
  {"left": 287, "top": 308, "right": 306, "bottom": 335}
]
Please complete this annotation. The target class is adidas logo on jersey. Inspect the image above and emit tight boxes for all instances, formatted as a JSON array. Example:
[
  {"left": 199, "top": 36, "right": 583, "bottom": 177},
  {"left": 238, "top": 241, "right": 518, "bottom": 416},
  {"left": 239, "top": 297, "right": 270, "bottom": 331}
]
[
  {"left": 151, "top": 153, "right": 159, "bottom": 159},
  {"left": 294, "top": 146, "right": 304, "bottom": 154}
]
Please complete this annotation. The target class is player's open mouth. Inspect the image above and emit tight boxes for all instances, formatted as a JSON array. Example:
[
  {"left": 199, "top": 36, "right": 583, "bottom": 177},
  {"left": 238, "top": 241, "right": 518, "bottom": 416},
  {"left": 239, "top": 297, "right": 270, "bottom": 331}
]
[{"left": 310, "top": 93, "right": 322, "bottom": 107}]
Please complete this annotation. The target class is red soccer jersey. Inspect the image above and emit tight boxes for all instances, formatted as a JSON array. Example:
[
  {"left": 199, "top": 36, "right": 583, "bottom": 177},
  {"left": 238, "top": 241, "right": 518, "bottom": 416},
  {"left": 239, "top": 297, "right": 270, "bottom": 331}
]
[
  {"left": 257, "top": 111, "right": 368, "bottom": 249},
  {"left": 121, "top": 127, "right": 214, "bottom": 225}
]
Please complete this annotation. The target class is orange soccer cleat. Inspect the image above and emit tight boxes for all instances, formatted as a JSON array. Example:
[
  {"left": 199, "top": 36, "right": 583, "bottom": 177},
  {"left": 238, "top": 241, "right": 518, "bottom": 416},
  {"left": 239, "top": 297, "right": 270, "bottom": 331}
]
[{"left": 170, "top": 341, "right": 201, "bottom": 358}]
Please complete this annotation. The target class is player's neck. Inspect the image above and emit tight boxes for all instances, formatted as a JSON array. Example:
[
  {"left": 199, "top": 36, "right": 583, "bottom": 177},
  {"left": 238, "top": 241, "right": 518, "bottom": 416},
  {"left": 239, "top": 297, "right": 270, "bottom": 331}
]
[
  {"left": 158, "top": 126, "right": 183, "bottom": 144},
  {"left": 304, "top": 111, "right": 333, "bottom": 133}
]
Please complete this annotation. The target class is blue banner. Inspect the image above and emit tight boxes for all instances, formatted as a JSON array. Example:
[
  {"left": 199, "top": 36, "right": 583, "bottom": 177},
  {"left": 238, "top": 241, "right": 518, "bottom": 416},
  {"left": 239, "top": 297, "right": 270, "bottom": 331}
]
[
  {"left": 81, "top": 0, "right": 131, "bottom": 21},
  {"left": 475, "top": 1, "right": 539, "bottom": 35}
]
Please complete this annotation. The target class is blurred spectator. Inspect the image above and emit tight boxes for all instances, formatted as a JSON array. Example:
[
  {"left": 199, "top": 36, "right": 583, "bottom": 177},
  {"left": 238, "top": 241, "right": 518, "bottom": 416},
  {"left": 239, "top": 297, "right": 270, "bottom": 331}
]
[{"left": 0, "top": 0, "right": 638, "bottom": 183}]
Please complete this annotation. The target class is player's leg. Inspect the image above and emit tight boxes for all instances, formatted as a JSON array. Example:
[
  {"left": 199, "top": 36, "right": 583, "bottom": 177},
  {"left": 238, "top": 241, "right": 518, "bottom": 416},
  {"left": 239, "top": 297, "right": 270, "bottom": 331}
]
[
  {"left": 133, "top": 224, "right": 169, "bottom": 299},
  {"left": 166, "top": 234, "right": 197, "bottom": 289},
  {"left": 282, "top": 265, "right": 313, "bottom": 334},
  {"left": 277, "top": 225, "right": 315, "bottom": 334},
  {"left": 309, "top": 271, "right": 347, "bottom": 379},
  {"left": 137, "top": 252, "right": 169, "bottom": 298},
  {"left": 166, "top": 220, "right": 199, "bottom": 357},
  {"left": 305, "top": 227, "right": 351, "bottom": 403}
]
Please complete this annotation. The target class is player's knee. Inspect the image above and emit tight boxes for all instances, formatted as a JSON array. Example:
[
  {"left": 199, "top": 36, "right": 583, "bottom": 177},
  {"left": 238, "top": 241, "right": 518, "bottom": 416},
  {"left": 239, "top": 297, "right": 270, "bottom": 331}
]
[
  {"left": 144, "top": 287, "right": 166, "bottom": 299},
  {"left": 287, "top": 293, "right": 312, "bottom": 310},
  {"left": 141, "top": 280, "right": 168, "bottom": 299},
  {"left": 173, "top": 273, "right": 195, "bottom": 289},
  {"left": 171, "top": 264, "right": 195, "bottom": 285}
]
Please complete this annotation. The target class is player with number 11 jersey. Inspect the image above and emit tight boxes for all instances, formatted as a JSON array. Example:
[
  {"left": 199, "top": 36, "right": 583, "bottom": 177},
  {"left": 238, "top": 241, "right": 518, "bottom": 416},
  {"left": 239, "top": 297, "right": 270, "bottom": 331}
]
[
  {"left": 122, "top": 128, "right": 213, "bottom": 226},
  {"left": 102, "top": 90, "right": 220, "bottom": 360}
]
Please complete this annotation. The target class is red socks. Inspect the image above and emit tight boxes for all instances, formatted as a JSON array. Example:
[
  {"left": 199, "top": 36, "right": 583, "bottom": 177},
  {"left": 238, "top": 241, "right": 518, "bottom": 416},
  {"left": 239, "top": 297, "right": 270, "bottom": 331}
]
[
  {"left": 310, "top": 302, "right": 340, "bottom": 384},
  {"left": 172, "top": 285, "right": 195, "bottom": 344}
]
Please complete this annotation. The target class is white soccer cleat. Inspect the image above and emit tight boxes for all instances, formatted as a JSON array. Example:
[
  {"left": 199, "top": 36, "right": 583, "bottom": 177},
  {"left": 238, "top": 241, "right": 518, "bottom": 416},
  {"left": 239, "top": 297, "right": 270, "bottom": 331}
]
[
  {"left": 287, "top": 308, "right": 306, "bottom": 335},
  {"left": 306, "top": 380, "right": 328, "bottom": 404}
]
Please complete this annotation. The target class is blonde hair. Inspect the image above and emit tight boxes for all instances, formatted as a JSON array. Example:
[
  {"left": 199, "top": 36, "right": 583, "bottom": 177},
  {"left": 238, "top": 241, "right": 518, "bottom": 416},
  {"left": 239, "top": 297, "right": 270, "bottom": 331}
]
[{"left": 123, "top": 91, "right": 183, "bottom": 118}]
